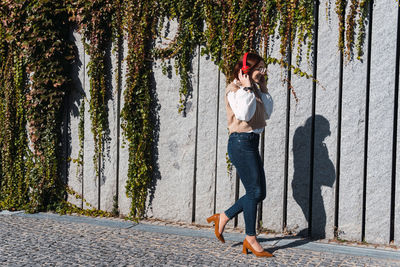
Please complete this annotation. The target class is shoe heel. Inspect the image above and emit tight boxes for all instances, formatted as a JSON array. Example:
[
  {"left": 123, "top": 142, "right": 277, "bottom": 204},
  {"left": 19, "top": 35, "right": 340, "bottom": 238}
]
[
  {"left": 206, "top": 216, "right": 214, "bottom": 224},
  {"left": 242, "top": 246, "right": 248, "bottom": 255}
]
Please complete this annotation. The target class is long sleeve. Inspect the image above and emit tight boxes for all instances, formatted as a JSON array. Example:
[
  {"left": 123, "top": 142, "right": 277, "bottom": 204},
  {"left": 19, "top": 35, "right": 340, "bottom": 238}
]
[
  {"left": 227, "top": 87, "right": 257, "bottom": 122},
  {"left": 260, "top": 91, "right": 273, "bottom": 120}
]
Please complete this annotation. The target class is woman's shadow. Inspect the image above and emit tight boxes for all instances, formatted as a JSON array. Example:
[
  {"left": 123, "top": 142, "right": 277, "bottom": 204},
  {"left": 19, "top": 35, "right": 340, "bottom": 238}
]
[
  {"left": 257, "top": 115, "right": 335, "bottom": 253},
  {"left": 291, "top": 115, "right": 335, "bottom": 239}
]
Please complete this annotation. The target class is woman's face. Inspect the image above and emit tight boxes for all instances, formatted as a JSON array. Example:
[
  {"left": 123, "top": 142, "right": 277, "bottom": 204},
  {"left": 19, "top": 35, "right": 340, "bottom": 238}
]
[{"left": 250, "top": 60, "right": 266, "bottom": 84}]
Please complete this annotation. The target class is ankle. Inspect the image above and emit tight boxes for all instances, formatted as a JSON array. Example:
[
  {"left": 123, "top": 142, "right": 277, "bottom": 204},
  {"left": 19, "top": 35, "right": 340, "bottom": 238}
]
[
  {"left": 245, "top": 235, "right": 257, "bottom": 243},
  {"left": 220, "top": 212, "right": 229, "bottom": 222}
]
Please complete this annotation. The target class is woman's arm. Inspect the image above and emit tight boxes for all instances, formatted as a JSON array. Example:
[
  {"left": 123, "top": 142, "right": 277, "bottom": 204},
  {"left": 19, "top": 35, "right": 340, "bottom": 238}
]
[
  {"left": 260, "top": 91, "right": 273, "bottom": 120},
  {"left": 227, "top": 87, "right": 257, "bottom": 121}
]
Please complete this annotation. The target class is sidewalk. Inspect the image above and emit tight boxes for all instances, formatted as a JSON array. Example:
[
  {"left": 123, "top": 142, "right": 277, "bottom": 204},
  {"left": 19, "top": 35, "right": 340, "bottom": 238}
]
[{"left": 1, "top": 210, "right": 399, "bottom": 266}]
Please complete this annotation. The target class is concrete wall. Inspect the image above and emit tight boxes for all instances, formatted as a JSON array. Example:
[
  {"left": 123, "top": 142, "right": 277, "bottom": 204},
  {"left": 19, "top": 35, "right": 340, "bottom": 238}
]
[{"left": 65, "top": 2, "right": 400, "bottom": 245}]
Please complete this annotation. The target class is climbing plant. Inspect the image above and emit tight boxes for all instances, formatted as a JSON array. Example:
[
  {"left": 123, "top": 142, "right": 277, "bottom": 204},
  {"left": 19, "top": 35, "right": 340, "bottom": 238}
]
[
  {"left": 0, "top": 29, "right": 29, "bottom": 210},
  {"left": 69, "top": 0, "right": 115, "bottom": 180},
  {"left": 0, "top": 1, "right": 76, "bottom": 212},
  {"left": 355, "top": 0, "right": 371, "bottom": 61},
  {"left": 120, "top": 0, "right": 159, "bottom": 221},
  {"left": 154, "top": 0, "right": 205, "bottom": 115}
]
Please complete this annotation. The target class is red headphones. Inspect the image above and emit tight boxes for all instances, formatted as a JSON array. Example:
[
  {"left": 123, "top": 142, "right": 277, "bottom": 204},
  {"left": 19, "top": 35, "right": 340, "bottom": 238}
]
[{"left": 241, "top": 52, "right": 250, "bottom": 74}]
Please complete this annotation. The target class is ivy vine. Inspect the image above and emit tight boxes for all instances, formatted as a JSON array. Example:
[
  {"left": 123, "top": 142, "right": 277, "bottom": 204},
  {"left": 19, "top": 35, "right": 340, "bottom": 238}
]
[
  {"left": 70, "top": 0, "right": 115, "bottom": 181},
  {"left": 0, "top": 1, "right": 76, "bottom": 212},
  {"left": 120, "top": 0, "right": 158, "bottom": 221},
  {"left": 154, "top": 0, "right": 205, "bottom": 115},
  {"left": 0, "top": 34, "right": 29, "bottom": 210}
]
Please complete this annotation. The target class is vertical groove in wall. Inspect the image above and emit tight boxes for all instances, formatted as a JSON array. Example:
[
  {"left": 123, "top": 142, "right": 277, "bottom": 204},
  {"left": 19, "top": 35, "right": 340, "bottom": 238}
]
[
  {"left": 213, "top": 69, "right": 221, "bottom": 215},
  {"left": 80, "top": 103, "right": 85, "bottom": 209},
  {"left": 283, "top": 31, "right": 292, "bottom": 232},
  {"left": 81, "top": 130, "right": 84, "bottom": 209},
  {"left": 98, "top": 151, "right": 101, "bottom": 210},
  {"left": 81, "top": 111, "right": 85, "bottom": 210},
  {"left": 258, "top": 41, "right": 266, "bottom": 228},
  {"left": 63, "top": 30, "right": 70, "bottom": 200},
  {"left": 82, "top": 37, "right": 85, "bottom": 210},
  {"left": 64, "top": 89, "right": 70, "bottom": 200},
  {"left": 115, "top": 29, "right": 123, "bottom": 213},
  {"left": 257, "top": 41, "right": 266, "bottom": 232},
  {"left": 257, "top": 131, "right": 265, "bottom": 231},
  {"left": 308, "top": 0, "right": 319, "bottom": 237},
  {"left": 97, "top": 42, "right": 102, "bottom": 210},
  {"left": 234, "top": 172, "right": 240, "bottom": 227},
  {"left": 335, "top": 15, "right": 345, "bottom": 238},
  {"left": 362, "top": 0, "right": 373, "bottom": 242},
  {"left": 192, "top": 46, "right": 201, "bottom": 223},
  {"left": 390, "top": 3, "right": 400, "bottom": 243}
]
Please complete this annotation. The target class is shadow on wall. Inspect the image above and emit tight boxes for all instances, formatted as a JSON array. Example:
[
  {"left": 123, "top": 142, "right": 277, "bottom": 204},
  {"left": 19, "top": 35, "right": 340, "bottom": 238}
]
[
  {"left": 61, "top": 27, "right": 85, "bottom": 190},
  {"left": 292, "top": 115, "right": 335, "bottom": 239},
  {"left": 61, "top": 27, "right": 112, "bottom": 199},
  {"left": 100, "top": 39, "right": 114, "bottom": 187},
  {"left": 146, "top": 61, "right": 162, "bottom": 214}
]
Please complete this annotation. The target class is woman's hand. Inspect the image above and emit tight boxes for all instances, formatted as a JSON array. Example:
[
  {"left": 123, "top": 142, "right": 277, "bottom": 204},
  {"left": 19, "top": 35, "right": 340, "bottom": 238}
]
[{"left": 238, "top": 69, "right": 252, "bottom": 87}]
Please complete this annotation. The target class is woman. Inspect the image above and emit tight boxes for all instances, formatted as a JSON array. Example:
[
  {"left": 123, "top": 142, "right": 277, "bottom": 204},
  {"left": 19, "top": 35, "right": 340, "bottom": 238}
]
[{"left": 207, "top": 52, "right": 273, "bottom": 258}]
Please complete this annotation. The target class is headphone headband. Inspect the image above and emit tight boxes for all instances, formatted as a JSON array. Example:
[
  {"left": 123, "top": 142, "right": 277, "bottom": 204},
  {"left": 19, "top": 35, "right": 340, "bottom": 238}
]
[{"left": 241, "top": 52, "right": 250, "bottom": 73}]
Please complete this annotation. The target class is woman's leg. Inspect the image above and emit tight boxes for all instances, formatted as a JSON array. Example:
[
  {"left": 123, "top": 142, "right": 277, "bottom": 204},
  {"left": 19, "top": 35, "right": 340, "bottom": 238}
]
[
  {"left": 245, "top": 150, "right": 267, "bottom": 252},
  {"left": 223, "top": 133, "right": 266, "bottom": 236}
]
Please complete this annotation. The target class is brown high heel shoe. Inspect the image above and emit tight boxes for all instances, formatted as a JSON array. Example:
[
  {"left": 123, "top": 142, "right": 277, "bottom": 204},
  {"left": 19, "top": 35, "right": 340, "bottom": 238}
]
[
  {"left": 242, "top": 238, "right": 274, "bottom": 257},
  {"left": 206, "top": 213, "right": 225, "bottom": 243}
]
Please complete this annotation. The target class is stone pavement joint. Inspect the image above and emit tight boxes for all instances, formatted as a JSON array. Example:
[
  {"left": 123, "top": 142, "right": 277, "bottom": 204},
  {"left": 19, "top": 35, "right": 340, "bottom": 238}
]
[{"left": 1, "top": 210, "right": 400, "bottom": 266}]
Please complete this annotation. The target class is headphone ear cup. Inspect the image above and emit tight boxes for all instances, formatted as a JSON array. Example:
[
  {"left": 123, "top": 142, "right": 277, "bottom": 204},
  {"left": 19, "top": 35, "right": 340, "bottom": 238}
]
[{"left": 242, "top": 52, "right": 249, "bottom": 74}]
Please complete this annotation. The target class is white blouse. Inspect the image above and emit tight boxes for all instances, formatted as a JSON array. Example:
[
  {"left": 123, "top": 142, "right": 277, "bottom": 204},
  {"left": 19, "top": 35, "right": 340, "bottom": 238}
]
[{"left": 227, "top": 79, "right": 273, "bottom": 134}]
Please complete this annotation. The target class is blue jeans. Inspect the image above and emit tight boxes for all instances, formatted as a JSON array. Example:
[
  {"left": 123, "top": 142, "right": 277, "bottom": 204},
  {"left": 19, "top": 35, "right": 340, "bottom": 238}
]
[{"left": 224, "top": 132, "right": 266, "bottom": 236}]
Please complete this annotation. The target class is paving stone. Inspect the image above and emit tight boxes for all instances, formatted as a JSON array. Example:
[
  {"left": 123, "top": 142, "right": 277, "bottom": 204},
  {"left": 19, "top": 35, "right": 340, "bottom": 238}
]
[{"left": 0, "top": 214, "right": 400, "bottom": 266}]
